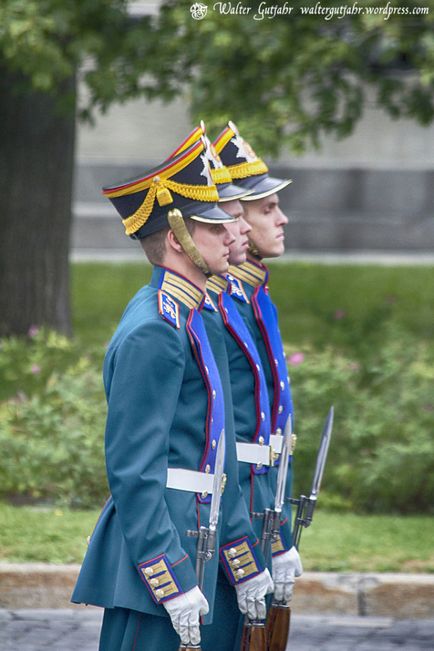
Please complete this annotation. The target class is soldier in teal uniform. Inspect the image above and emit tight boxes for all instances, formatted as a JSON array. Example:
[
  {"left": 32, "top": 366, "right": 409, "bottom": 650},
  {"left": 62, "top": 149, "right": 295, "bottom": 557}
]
[
  {"left": 214, "top": 122, "right": 303, "bottom": 608},
  {"left": 71, "top": 137, "right": 273, "bottom": 650},
  {"left": 167, "top": 126, "right": 274, "bottom": 649},
  {"left": 169, "top": 124, "right": 299, "bottom": 648}
]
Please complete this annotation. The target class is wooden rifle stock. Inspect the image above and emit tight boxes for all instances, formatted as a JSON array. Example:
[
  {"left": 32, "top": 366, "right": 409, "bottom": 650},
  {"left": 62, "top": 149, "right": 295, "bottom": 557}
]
[
  {"left": 240, "top": 619, "right": 266, "bottom": 651},
  {"left": 266, "top": 602, "right": 291, "bottom": 651}
]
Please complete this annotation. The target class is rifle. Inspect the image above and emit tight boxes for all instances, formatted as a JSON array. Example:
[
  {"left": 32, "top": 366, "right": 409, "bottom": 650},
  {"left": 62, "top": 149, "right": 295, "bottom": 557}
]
[
  {"left": 181, "top": 433, "right": 226, "bottom": 650},
  {"left": 241, "top": 418, "right": 293, "bottom": 651},
  {"left": 266, "top": 406, "right": 334, "bottom": 651}
]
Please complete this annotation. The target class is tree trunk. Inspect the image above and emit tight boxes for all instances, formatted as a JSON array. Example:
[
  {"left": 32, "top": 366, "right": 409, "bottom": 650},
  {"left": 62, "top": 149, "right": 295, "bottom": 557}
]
[{"left": 0, "top": 66, "right": 76, "bottom": 337}]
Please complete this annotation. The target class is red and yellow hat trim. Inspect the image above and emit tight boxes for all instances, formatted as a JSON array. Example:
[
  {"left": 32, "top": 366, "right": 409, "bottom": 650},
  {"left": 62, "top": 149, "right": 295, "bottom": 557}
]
[{"left": 103, "top": 140, "right": 218, "bottom": 236}]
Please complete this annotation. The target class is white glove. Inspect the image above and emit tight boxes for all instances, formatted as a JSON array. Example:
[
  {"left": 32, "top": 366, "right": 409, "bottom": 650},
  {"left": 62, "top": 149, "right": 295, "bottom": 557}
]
[
  {"left": 234, "top": 568, "right": 274, "bottom": 620},
  {"left": 163, "top": 586, "right": 209, "bottom": 646},
  {"left": 272, "top": 546, "right": 303, "bottom": 603}
]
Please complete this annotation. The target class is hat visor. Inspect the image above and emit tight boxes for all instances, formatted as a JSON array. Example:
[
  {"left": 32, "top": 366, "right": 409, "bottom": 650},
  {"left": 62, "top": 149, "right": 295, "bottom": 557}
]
[
  {"left": 218, "top": 182, "right": 254, "bottom": 202},
  {"left": 189, "top": 202, "right": 238, "bottom": 224},
  {"left": 241, "top": 176, "right": 292, "bottom": 201}
]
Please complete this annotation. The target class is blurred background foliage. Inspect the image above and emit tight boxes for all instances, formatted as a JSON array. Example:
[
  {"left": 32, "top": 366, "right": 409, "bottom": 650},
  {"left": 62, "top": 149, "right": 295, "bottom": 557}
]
[
  {"left": 1, "top": 0, "right": 433, "bottom": 154},
  {"left": 1, "top": 262, "right": 433, "bottom": 513}
]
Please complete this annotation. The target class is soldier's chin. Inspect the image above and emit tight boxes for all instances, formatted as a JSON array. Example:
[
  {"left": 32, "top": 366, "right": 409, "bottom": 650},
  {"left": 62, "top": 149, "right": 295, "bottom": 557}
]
[
  {"left": 228, "top": 250, "right": 247, "bottom": 266},
  {"left": 262, "top": 241, "right": 285, "bottom": 258},
  {"left": 208, "top": 258, "right": 230, "bottom": 275}
]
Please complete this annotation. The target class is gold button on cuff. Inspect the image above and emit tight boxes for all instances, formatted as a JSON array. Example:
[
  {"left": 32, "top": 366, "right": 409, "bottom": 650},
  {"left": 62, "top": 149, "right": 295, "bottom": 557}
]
[
  {"left": 236, "top": 569, "right": 245, "bottom": 578},
  {"left": 150, "top": 578, "right": 159, "bottom": 586},
  {"left": 228, "top": 548, "right": 237, "bottom": 558},
  {"left": 156, "top": 589, "right": 165, "bottom": 598},
  {"left": 144, "top": 567, "right": 153, "bottom": 576}
]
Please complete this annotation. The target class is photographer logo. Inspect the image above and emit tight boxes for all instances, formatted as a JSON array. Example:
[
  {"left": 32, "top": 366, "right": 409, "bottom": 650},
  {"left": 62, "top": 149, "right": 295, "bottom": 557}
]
[{"left": 190, "top": 3, "right": 208, "bottom": 20}]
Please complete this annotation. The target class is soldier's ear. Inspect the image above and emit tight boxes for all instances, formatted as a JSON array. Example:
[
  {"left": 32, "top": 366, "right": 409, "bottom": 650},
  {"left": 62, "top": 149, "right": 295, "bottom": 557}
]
[{"left": 167, "top": 228, "right": 183, "bottom": 254}]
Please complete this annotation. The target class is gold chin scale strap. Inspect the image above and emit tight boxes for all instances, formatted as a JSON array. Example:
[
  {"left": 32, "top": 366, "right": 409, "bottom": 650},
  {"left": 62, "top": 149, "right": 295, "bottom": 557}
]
[
  {"left": 167, "top": 209, "right": 211, "bottom": 276},
  {"left": 247, "top": 237, "right": 260, "bottom": 258}
]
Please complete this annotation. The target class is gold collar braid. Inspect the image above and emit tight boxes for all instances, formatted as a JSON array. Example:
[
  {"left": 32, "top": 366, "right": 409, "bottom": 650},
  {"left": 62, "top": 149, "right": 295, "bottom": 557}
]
[{"left": 122, "top": 179, "right": 219, "bottom": 236}]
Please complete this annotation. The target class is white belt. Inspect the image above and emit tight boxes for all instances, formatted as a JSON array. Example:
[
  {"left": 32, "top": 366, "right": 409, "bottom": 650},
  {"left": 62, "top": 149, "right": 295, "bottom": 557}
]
[
  {"left": 270, "top": 434, "right": 283, "bottom": 453},
  {"left": 166, "top": 468, "right": 215, "bottom": 494},
  {"left": 236, "top": 442, "right": 275, "bottom": 466}
]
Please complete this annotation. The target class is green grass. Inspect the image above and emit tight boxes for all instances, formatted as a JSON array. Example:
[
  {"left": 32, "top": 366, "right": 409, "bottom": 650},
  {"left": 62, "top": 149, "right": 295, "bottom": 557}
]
[
  {"left": 269, "top": 263, "right": 434, "bottom": 352},
  {"left": 71, "top": 262, "right": 434, "bottom": 352},
  {"left": 71, "top": 262, "right": 152, "bottom": 345},
  {"left": 2, "top": 503, "right": 433, "bottom": 572},
  {"left": 0, "top": 503, "right": 96, "bottom": 564}
]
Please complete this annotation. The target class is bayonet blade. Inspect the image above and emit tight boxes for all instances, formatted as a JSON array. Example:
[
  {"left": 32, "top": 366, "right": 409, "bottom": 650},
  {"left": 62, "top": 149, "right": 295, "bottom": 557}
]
[
  {"left": 310, "top": 406, "right": 334, "bottom": 500},
  {"left": 209, "top": 430, "right": 225, "bottom": 531},
  {"left": 274, "top": 415, "right": 292, "bottom": 512}
]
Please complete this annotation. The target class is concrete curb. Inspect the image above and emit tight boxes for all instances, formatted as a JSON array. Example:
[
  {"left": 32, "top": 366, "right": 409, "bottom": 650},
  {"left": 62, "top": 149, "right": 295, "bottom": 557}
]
[{"left": 1, "top": 564, "right": 433, "bottom": 618}]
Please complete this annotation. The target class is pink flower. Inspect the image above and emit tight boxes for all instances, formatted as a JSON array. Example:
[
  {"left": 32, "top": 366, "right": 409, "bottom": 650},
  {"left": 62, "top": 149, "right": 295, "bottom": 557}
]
[
  {"left": 287, "top": 352, "right": 304, "bottom": 366},
  {"left": 28, "top": 325, "right": 40, "bottom": 338},
  {"left": 31, "top": 364, "right": 41, "bottom": 375},
  {"left": 334, "top": 309, "right": 346, "bottom": 320}
]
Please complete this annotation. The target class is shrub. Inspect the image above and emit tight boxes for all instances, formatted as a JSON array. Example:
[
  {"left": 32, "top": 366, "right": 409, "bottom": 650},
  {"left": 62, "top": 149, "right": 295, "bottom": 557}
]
[
  {"left": 0, "top": 325, "right": 433, "bottom": 512},
  {"left": 0, "top": 331, "right": 107, "bottom": 508},
  {"left": 288, "top": 326, "right": 434, "bottom": 513}
]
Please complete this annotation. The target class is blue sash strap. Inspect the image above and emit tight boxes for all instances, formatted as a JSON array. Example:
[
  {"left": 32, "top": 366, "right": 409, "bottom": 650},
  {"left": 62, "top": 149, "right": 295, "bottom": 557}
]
[
  {"left": 186, "top": 309, "right": 225, "bottom": 503},
  {"left": 218, "top": 291, "right": 271, "bottom": 476},
  {"left": 251, "top": 285, "right": 294, "bottom": 435}
]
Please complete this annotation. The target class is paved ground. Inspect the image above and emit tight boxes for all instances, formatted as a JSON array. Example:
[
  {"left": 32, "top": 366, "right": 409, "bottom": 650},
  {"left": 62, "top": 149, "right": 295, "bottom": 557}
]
[{"left": 1, "top": 609, "right": 433, "bottom": 650}]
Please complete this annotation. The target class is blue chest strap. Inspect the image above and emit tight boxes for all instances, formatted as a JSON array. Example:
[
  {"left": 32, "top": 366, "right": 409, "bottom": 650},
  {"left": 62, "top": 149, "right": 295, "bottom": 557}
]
[
  {"left": 219, "top": 291, "right": 271, "bottom": 476},
  {"left": 186, "top": 309, "right": 225, "bottom": 503},
  {"left": 251, "top": 286, "right": 293, "bottom": 434}
]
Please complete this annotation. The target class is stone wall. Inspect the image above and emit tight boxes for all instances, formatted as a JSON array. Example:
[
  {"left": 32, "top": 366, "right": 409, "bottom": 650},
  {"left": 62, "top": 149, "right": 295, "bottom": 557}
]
[{"left": 73, "top": 93, "right": 434, "bottom": 255}]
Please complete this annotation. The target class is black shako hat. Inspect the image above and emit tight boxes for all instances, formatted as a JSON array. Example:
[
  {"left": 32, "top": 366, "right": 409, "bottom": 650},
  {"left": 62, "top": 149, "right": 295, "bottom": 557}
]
[
  {"left": 213, "top": 121, "right": 292, "bottom": 201},
  {"left": 168, "top": 121, "right": 252, "bottom": 202},
  {"left": 103, "top": 138, "right": 235, "bottom": 239}
]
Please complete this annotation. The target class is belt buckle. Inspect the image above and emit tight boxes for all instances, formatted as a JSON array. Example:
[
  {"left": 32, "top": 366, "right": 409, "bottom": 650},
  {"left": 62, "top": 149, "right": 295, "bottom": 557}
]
[{"left": 269, "top": 447, "right": 279, "bottom": 466}]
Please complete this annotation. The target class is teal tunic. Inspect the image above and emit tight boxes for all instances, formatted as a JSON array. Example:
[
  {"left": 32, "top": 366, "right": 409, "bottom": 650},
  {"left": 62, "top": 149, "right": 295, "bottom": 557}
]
[
  {"left": 204, "top": 279, "right": 276, "bottom": 557},
  {"left": 225, "top": 260, "right": 295, "bottom": 555},
  {"left": 71, "top": 266, "right": 265, "bottom": 650}
]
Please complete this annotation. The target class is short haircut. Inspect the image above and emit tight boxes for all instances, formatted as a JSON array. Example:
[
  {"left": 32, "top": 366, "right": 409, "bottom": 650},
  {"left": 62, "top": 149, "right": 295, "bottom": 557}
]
[
  {"left": 140, "top": 217, "right": 197, "bottom": 265},
  {"left": 140, "top": 227, "right": 169, "bottom": 265}
]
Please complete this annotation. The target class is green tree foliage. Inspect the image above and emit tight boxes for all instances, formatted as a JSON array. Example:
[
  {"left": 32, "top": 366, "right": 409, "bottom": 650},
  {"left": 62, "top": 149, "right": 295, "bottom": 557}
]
[
  {"left": 1, "top": 0, "right": 433, "bottom": 152},
  {"left": 0, "top": 0, "right": 153, "bottom": 116},
  {"left": 146, "top": 0, "right": 434, "bottom": 154}
]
